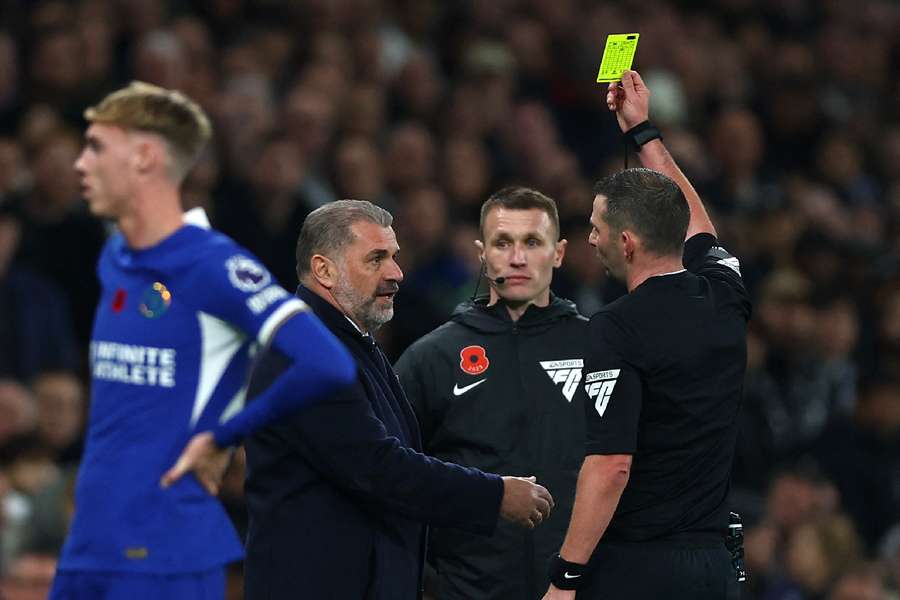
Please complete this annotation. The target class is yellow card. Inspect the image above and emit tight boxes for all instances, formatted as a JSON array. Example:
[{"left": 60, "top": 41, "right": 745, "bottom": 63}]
[{"left": 596, "top": 33, "right": 640, "bottom": 83}]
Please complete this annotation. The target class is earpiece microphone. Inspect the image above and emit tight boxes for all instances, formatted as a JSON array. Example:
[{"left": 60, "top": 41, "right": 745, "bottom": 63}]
[{"left": 470, "top": 262, "right": 505, "bottom": 300}]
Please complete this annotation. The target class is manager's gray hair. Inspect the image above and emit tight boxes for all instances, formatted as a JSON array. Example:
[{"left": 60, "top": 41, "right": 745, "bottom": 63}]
[{"left": 295, "top": 199, "right": 393, "bottom": 280}]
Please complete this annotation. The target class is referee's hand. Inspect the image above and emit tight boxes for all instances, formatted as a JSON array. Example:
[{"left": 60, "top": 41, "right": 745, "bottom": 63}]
[{"left": 499, "top": 476, "right": 554, "bottom": 529}]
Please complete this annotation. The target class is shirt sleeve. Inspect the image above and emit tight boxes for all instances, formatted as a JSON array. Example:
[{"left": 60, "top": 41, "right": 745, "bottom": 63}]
[
  {"left": 583, "top": 312, "right": 643, "bottom": 455},
  {"left": 211, "top": 311, "right": 356, "bottom": 447},
  {"left": 187, "top": 249, "right": 357, "bottom": 447},
  {"left": 191, "top": 251, "right": 302, "bottom": 346},
  {"left": 683, "top": 233, "right": 752, "bottom": 321}
]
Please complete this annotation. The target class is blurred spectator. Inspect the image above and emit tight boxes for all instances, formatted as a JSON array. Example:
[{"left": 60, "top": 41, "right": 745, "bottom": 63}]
[
  {"left": 734, "top": 270, "right": 850, "bottom": 492},
  {"left": 0, "top": 552, "right": 57, "bottom": 600},
  {"left": 217, "top": 134, "right": 334, "bottom": 288},
  {"left": 827, "top": 563, "right": 894, "bottom": 600},
  {"left": 15, "top": 128, "right": 106, "bottom": 345},
  {"left": 384, "top": 121, "right": 436, "bottom": 194},
  {"left": 769, "top": 514, "right": 866, "bottom": 600},
  {"left": 0, "top": 32, "right": 22, "bottom": 135},
  {"left": 0, "top": 380, "right": 36, "bottom": 449},
  {"left": 813, "top": 377, "right": 900, "bottom": 550},
  {"left": 0, "top": 204, "right": 78, "bottom": 380},
  {"left": 332, "top": 136, "right": 390, "bottom": 207},
  {"left": 31, "top": 371, "right": 84, "bottom": 465}
]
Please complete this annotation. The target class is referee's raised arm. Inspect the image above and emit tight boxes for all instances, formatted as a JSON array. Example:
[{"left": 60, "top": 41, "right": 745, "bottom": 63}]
[{"left": 607, "top": 69, "right": 717, "bottom": 239}]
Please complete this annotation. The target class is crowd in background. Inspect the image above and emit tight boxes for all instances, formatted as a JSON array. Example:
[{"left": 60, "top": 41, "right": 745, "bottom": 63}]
[{"left": 0, "top": 0, "right": 898, "bottom": 598}]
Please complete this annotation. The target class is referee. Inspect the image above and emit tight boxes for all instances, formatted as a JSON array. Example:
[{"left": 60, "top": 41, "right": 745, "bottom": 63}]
[{"left": 542, "top": 70, "right": 750, "bottom": 599}]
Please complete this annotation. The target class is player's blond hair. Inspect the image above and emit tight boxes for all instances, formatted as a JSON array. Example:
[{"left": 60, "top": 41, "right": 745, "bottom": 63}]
[{"left": 84, "top": 81, "right": 211, "bottom": 181}]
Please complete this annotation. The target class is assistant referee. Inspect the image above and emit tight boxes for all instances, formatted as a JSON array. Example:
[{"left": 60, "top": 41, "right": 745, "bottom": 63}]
[{"left": 542, "top": 70, "right": 751, "bottom": 600}]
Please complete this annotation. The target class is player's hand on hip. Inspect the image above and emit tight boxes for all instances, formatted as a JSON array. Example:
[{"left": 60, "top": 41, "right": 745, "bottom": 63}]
[
  {"left": 160, "top": 431, "right": 231, "bottom": 495},
  {"left": 542, "top": 584, "right": 577, "bottom": 600},
  {"left": 606, "top": 69, "right": 650, "bottom": 132},
  {"left": 500, "top": 476, "right": 555, "bottom": 529}
]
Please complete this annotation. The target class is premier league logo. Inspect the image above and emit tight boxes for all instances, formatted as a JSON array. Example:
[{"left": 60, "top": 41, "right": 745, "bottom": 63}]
[{"left": 226, "top": 255, "right": 271, "bottom": 293}]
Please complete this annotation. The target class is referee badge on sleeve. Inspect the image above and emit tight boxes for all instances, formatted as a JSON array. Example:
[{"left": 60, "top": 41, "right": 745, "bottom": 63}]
[{"left": 585, "top": 369, "right": 620, "bottom": 416}]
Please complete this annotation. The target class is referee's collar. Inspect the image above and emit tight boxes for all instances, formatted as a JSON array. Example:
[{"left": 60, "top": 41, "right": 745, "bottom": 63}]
[{"left": 650, "top": 268, "right": 686, "bottom": 278}]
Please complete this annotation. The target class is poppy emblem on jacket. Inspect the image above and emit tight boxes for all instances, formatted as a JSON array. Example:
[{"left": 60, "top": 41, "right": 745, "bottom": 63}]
[
  {"left": 111, "top": 288, "right": 127, "bottom": 314},
  {"left": 139, "top": 282, "right": 172, "bottom": 319},
  {"left": 459, "top": 345, "right": 489, "bottom": 375}
]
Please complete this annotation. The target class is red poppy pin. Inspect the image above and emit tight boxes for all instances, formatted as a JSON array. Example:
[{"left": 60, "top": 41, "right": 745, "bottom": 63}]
[
  {"left": 111, "top": 288, "right": 127, "bottom": 314},
  {"left": 459, "top": 345, "right": 489, "bottom": 375}
]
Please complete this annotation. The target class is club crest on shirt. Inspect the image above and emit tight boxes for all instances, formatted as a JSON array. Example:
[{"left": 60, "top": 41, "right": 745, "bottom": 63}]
[
  {"left": 226, "top": 255, "right": 271, "bottom": 292},
  {"left": 138, "top": 282, "right": 171, "bottom": 319},
  {"left": 539, "top": 359, "right": 584, "bottom": 402},
  {"left": 460, "top": 345, "right": 489, "bottom": 375}
]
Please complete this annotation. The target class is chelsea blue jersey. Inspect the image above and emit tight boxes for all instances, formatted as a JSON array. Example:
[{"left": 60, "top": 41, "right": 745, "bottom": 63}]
[{"left": 59, "top": 213, "right": 305, "bottom": 574}]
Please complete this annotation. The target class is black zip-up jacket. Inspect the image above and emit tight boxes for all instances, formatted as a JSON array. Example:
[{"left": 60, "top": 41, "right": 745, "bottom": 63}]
[{"left": 395, "top": 294, "right": 589, "bottom": 600}]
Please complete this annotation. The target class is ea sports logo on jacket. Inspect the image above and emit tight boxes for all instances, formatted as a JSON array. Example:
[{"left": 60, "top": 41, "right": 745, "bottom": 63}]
[{"left": 539, "top": 359, "right": 583, "bottom": 402}]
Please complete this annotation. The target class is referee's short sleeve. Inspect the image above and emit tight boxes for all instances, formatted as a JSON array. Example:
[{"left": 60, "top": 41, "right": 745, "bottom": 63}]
[
  {"left": 583, "top": 313, "right": 642, "bottom": 455},
  {"left": 683, "top": 233, "right": 752, "bottom": 321}
]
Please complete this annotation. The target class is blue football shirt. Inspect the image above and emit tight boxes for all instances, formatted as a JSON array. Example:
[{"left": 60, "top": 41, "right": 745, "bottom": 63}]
[{"left": 59, "top": 213, "right": 309, "bottom": 574}]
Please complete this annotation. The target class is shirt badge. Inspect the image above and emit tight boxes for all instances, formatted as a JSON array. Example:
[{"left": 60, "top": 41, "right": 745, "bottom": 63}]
[
  {"left": 139, "top": 282, "right": 172, "bottom": 318},
  {"left": 226, "top": 255, "right": 270, "bottom": 292},
  {"left": 460, "top": 345, "right": 489, "bottom": 375}
]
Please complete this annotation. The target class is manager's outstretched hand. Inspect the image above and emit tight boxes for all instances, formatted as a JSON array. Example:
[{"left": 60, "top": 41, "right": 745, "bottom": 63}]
[
  {"left": 160, "top": 431, "right": 231, "bottom": 495},
  {"left": 500, "top": 476, "right": 555, "bottom": 529},
  {"left": 607, "top": 69, "right": 650, "bottom": 132}
]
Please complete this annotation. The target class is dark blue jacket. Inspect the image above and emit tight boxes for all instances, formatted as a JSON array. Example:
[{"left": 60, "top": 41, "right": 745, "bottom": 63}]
[{"left": 243, "top": 285, "right": 504, "bottom": 600}]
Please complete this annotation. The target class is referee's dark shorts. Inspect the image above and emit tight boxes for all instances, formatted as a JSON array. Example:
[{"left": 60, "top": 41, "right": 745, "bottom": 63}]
[{"left": 578, "top": 534, "right": 741, "bottom": 599}]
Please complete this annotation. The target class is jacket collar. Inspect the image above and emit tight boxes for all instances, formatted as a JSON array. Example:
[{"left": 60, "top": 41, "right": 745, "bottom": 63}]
[{"left": 295, "top": 284, "right": 370, "bottom": 343}]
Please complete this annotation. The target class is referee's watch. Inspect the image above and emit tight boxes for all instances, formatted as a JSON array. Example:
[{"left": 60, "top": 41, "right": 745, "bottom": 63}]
[
  {"left": 548, "top": 553, "right": 588, "bottom": 590},
  {"left": 624, "top": 120, "right": 663, "bottom": 153}
]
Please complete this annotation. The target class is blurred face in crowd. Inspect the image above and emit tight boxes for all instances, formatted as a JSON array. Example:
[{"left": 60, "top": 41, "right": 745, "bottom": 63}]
[
  {"left": 477, "top": 206, "right": 565, "bottom": 310},
  {"left": 33, "top": 372, "right": 84, "bottom": 451},
  {"left": 334, "top": 137, "right": 382, "bottom": 200},
  {"left": 0, "top": 380, "right": 35, "bottom": 443},
  {"left": 330, "top": 220, "right": 402, "bottom": 333},
  {"left": 32, "top": 131, "right": 82, "bottom": 212},
  {"left": 74, "top": 123, "right": 141, "bottom": 219}
]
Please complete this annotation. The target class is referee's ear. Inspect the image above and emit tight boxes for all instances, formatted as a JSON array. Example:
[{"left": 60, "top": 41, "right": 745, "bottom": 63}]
[
  {"left": 621, "top": 230, "right": 639, "bottom": 262},
  {"left": 553, "top": 238, "right": 567, "bottom": 268}
]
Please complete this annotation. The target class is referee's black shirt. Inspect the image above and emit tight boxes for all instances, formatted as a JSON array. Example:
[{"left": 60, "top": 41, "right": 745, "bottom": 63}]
[{"left": 583, "top": 233, "right": 751, "bottom": 543}]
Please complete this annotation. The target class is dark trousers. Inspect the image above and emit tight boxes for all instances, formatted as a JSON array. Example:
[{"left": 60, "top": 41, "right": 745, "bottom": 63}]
[{"left": 577, "top": 539, "right": 741, "bottom": 600}]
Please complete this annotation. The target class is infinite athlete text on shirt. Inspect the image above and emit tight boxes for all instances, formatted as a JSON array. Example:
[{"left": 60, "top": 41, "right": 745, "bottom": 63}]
[{"left": 90, "top": 340, "right": 177, "bottom": 387}]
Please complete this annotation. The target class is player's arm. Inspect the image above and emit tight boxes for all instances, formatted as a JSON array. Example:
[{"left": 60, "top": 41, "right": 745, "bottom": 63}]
[
  {"left": 161, "top": 309, "right": 356, "bottom": 493},
  {"left": 211, "top": 307, "right": 356, "bottom": 447},
  {"left": 161, "top": 254, "right": 355, "bottom": 492},
  {"left": 607, "top": 69, "right": 716, "bottom": 239}
]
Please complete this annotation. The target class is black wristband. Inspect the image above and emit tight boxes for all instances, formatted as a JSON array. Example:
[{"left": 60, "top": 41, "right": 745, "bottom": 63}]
[
  {"left": 624, "top": 120, "right": 663, "bottom": 153},
  {"left": 548, "top": 553, "right": 588, "bottom": 590}
]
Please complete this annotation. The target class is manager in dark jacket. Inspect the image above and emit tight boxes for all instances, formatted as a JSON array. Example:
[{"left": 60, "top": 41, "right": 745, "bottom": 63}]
[{"left": 243, "top": 199, "right": 554, "bottom": 600}]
